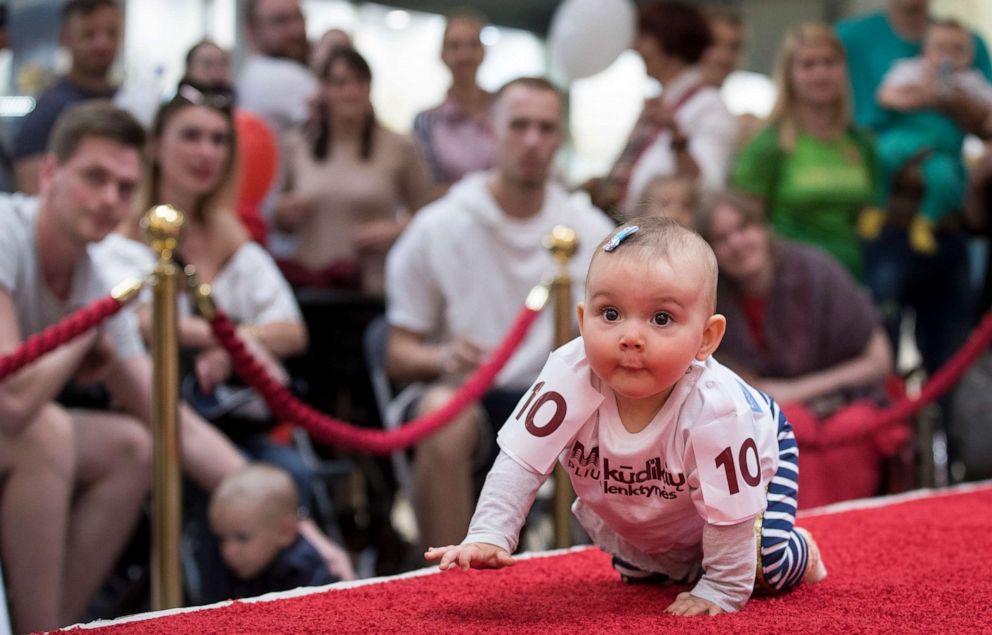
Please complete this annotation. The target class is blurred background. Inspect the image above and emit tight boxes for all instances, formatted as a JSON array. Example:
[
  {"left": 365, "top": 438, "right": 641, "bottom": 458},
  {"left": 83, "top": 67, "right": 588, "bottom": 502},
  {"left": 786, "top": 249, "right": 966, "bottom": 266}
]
[{"left": 3, "top": 0, "right": 991, "bottom": 182}]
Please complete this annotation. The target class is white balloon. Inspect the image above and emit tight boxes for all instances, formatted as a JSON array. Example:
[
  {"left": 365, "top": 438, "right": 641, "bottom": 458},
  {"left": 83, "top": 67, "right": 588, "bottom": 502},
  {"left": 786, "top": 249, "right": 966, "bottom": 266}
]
[{"left": 549, "top": 0, "right": 637, "bottom": 82}]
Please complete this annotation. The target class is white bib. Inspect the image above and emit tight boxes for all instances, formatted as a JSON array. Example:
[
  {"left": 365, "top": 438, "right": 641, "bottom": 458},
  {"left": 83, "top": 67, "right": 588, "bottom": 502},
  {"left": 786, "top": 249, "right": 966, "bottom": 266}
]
[
  {"left": 498, "top": 339, "right": 604, "bottom": 475},
  {"left": 500, "top": 340, "right": 780, "bottom": 555}
]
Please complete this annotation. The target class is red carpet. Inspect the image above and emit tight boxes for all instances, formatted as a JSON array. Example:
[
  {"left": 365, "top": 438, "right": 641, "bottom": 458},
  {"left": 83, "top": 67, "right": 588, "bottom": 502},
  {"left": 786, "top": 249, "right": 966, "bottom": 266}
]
[{"left": 68, "top": 484, "right": 992, "bottom": 634}]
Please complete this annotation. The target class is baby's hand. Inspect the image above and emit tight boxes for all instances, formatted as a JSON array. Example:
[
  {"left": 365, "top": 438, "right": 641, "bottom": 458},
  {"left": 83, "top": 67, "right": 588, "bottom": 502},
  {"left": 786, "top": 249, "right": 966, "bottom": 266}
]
[
  {"left": 424, "top": 543, "right": 514, "bottom": 571},
  {"left": 665, "top": 592, "right": 724, "bottom": 616}
]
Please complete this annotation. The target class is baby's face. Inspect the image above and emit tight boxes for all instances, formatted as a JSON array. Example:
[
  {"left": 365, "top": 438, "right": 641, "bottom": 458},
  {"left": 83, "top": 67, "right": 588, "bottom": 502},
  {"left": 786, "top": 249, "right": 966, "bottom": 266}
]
[
  {"left": 579, "top": 248, "right": 716, "bottom": 415},
  {"left": 210, "top": 502, "right": 294, "bottom": 580},
  {"left": 643, "top": 182, "right": 695, "bottom": 227},
  {"left": 925, "top": 25, "right": 973, "bottom": 72}
]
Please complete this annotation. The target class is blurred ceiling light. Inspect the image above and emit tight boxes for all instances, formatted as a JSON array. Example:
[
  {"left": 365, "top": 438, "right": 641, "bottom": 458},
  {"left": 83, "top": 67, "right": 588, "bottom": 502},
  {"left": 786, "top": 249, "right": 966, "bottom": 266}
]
[
  {"left": 0, "top": 96, "right": 36, "bottom": 117},
  {"left": 385, "top": 9, "right": 411, "bottom": 30},
  {"left": 480, "top": 25, "right": 500, "bottom": 46}
]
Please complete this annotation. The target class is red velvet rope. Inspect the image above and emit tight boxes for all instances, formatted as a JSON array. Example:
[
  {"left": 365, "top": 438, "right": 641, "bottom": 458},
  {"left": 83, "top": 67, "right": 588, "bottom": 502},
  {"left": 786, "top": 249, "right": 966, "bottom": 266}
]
[
  {"left": 876, "top": 307, "right": 992, "bottom": 426},
  {"left": 212, "top": 305, "right": 541, "bottom": 454},
  {"left": 0, "top": 295, "right": 125, "bottom": 380},
  {"left": 213, "top": 298, "right": 992, "bottom": 455},
  {"left": 789, "top": 306, "right": 992, "bottom": 450}
]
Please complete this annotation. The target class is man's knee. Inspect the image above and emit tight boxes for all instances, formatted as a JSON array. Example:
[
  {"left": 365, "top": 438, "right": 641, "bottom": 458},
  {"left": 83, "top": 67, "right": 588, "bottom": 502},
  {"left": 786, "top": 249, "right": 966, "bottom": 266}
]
[
  {"left": 415, "top": 387, "right": 481, "bottom": 466},
  {"left": 112, "top": 418, "right": 153, "bottom": 481},
  {"left": 10, "top": 405, "right": 76, "bottom": 479}
]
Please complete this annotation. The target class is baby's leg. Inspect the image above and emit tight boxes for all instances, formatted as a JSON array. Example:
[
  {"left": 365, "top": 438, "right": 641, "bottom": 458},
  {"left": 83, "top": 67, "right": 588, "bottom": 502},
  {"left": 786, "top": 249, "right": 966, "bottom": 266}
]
[
  {"left": 755, "top": 401, "right": 825, "bottom": 593},
  {"left": 919, "top": 152, "right": 966, "bottom": 223}
]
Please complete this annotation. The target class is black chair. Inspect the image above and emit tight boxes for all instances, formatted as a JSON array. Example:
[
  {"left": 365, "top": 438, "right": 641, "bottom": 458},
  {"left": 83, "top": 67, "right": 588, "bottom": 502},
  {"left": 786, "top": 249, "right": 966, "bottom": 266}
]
[{"left": 362, "top": 315, "right": 422, "bottom": 506}]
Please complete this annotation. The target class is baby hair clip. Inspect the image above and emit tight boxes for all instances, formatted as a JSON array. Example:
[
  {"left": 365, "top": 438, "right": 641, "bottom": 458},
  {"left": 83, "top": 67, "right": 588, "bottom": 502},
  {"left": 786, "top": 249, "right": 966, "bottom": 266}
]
[{"left": 603, "top": 225, "right": 640, "bottom": 252}]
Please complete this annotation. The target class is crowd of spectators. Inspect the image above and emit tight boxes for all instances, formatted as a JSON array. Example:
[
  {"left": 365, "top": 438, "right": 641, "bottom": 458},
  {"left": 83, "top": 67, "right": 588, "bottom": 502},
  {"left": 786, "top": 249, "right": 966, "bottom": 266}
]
[{"left": 1, "top": 0, "right": 991, "bottom": 630}]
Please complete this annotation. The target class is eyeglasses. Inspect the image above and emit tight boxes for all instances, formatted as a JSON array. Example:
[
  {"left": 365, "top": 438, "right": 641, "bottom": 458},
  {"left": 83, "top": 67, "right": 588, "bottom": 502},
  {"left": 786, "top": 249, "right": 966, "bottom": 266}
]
[{"left": 174, "top": 83, "right": 235, "bottom": 111}]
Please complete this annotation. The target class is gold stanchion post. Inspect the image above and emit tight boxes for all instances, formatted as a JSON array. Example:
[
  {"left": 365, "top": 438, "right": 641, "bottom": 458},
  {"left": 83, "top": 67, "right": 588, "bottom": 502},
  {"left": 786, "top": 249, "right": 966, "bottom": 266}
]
[
  {"left": 544, "top": 225, "right": 578, "bottom": 549},
  {"left": 142, "top": 204, "right": 185, "bottom": 610}
]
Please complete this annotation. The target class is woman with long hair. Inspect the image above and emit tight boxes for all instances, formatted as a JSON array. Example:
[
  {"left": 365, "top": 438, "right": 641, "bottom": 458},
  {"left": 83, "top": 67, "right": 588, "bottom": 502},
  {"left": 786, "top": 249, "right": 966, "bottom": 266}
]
[
  {"left": 184, "top": 39, "right": 276, "bottom": 245},
  {"left": 696, "top": 191, "right": 895, "bottom": 506},
  {"left": 696, "top": 191, "right": 891, "bottom": 409},
  {"left": 95, "top": 78, "right": 354, "bottom": 585},
  {"left": 731, "top": 23, "right": 876, "bottom": 280},
  {"left": 275, "top": 47, "right": 432, "bottom": 294}
]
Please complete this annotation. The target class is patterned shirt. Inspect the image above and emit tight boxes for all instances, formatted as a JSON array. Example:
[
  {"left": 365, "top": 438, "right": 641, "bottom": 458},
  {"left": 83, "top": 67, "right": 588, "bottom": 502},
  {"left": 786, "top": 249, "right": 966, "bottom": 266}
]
[{"left": 412, "top": 93, "right": 497, "bottom": 185}]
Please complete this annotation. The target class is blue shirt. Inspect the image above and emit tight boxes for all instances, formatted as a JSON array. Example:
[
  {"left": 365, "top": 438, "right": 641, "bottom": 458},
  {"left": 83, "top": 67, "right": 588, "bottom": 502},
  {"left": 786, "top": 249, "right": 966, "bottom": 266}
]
[
  {"left": 13, "top": 76, "right": 116, "bottom": 160},
  {"left": 227, "top": 535, "right": 335, "bottom": 600},
  {"left": 836, "top": 11, "right": 992, "bottom": 131}
]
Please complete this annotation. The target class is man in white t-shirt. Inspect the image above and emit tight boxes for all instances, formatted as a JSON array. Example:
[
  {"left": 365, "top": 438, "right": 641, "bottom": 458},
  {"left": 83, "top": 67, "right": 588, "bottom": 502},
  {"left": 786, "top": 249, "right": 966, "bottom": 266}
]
[
  {"left": 0, "top": 101, "right": 250, "bottom": 632},
  {"left": 0, "top": 102, "right": 151, "bottom": 632},
  {"left": 385, "top": 77, "right": 615, "bottom": 550}
]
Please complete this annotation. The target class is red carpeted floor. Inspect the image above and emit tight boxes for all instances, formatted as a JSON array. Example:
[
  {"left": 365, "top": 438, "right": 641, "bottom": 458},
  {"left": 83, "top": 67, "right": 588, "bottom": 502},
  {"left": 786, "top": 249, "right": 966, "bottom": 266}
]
[{"left": 68, "top": 484, "right": 992, "bottom": 634}]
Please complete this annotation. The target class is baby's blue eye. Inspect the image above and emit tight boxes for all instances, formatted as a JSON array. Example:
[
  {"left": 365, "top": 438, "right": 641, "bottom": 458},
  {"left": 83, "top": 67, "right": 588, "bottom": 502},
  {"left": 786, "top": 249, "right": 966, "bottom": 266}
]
[
  {"left": 602, "top": 307, "right": 620, "bottom": 322},
  {"left": 652, "top": 312, "right": 672, "bottom": 326}
]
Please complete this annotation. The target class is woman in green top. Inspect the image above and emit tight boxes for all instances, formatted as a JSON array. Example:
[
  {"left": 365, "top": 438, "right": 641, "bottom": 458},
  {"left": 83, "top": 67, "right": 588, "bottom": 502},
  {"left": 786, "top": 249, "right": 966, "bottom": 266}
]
[{"left": 732, "top": 23, "right": 876, "bottom": 280}]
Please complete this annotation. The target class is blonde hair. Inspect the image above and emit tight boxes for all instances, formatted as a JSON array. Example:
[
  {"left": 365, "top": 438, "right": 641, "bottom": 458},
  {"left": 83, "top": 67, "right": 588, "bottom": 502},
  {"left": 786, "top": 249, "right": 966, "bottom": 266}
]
[
  {"left": 768, "top": 22, "right": 851, "bottom": 151},
  {"left": 209, "top": 463, "right": 300, "bottom": 521}
]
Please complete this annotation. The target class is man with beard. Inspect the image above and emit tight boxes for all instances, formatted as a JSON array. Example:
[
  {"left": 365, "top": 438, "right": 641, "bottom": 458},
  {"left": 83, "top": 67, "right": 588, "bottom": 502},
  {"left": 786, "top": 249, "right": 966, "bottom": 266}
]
[
  {"left": 237, "top": 0, "right": 316, "bottom": 149},
  {"left": 237, "top": 0, "right": 318, "bottom": 256},
  {"left": 384, "top": 77, "right": 614, "bottom": 550}
]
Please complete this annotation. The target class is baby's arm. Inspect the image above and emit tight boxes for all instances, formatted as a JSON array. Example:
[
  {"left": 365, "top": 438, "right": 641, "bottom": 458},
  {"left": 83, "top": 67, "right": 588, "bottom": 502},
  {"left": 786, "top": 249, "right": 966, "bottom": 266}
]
[
  {"left": 424, "top": 450, "right": 548, "bottom": 571},
  {"left": 877, "top": 60, "right": 937, "bottom": 111},
  {"left": 877, "top": 82, "right": 936, "bottom": 111},
  {"left": 667, "top": 519, "right": 757, "bottom": 615}
]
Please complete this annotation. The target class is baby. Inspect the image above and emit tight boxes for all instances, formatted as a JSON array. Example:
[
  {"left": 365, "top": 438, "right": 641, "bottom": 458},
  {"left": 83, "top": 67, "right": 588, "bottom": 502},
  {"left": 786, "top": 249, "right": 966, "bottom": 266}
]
[
  {"left": 879, "top": 19, "right": 992, "bottom": 113},
  {"left": 872, "top": 19, "right": 992, "bottom": 252},
  {"left": 209, "top": 463, "right": 335, "bottom": 599},
  {"left": 635, "top": 174, "right": 697, "bottom": 227},
  {"left": 426, "top": 218, "right": 825, "bottom": 614}
]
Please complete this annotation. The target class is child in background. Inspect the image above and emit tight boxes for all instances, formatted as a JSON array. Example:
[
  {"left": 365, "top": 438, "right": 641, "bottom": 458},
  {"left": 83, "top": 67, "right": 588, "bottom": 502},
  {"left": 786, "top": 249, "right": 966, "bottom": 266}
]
[
  {"left": 209, "top": 463, "right": 336, "bottom": 600},
  {"left": 426, "top": 218, "right": 825, "bottom": 615},
  {"left": 635, "top": 174, "right": 697, "bottom": 226},
  {"left": 873, "top": 19, "right": 992, "bottom": 253}
]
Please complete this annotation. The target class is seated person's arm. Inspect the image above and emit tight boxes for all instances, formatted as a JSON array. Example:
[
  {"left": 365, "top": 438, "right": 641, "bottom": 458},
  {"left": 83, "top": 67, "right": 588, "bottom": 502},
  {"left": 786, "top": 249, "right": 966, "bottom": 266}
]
[
  {"left": 0, "top": 289, "right": 99, "bottom": 432},
  {"left": 138, "top": 304, "right": 303, "bottom": 389},
  {"left": 106, "top": 354, "right": 248, "bottom": 491},
  {"left": 237, "top": 320, "right": 307, "bottom": 359},
  {"left": 753, "top": 327, "right": 893, "bottom": 406},
  {"left": 386, "top": 325, "right": 486, "bottom": 384}
]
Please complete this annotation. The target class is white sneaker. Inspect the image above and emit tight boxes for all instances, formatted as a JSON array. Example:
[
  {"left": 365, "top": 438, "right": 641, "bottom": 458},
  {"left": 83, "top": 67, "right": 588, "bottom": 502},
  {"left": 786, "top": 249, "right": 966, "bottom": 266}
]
[{"left": 796, "top": 527, "right": 827, "bottom": 583}]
